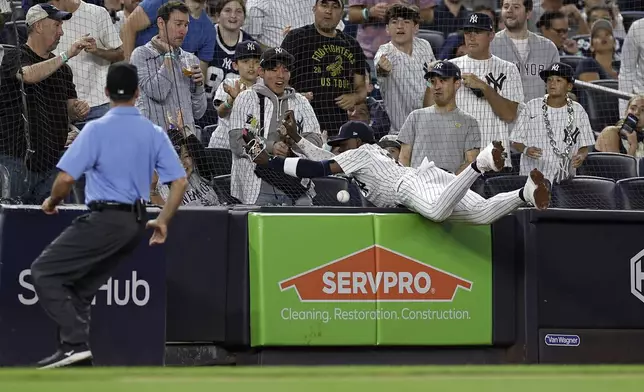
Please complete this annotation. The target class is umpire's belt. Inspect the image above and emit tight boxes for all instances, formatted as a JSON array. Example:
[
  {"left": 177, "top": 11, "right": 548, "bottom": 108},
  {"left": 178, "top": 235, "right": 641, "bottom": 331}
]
[{"left": 88, "top": 200, "right": 136, "bottom": 212}]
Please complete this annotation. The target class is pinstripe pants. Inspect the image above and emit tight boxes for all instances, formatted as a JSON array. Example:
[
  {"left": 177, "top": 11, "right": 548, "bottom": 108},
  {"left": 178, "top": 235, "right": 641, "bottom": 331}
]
[{"left": 395, "top": 160, "right": 524, "bottom": 225}]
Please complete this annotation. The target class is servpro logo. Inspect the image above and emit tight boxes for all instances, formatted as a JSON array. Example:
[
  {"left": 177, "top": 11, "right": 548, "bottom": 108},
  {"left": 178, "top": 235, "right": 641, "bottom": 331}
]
[{"left": 278, "top": 245, "right": 472, "bottom": 302}]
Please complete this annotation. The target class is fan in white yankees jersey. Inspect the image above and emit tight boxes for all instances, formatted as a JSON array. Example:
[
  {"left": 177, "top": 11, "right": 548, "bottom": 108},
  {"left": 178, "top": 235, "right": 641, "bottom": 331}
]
[
  {"left": 248, "top": 111, "right": 550, "bottom": 224},
  {"left": 374, "top": 3, "right": 435, "bottom": 134},
  {"left": 447, "top": 12, "right": 525, "bottom": 168},
  {"left": 511, "top": 62, "right": 594, "bottom": 184}
]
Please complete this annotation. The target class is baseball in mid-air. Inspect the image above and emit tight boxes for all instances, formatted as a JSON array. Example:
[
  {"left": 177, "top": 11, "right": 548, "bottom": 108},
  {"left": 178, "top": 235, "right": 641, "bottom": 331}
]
[{"left": 337, "top": 190, "right": 350, "bottom": 203}]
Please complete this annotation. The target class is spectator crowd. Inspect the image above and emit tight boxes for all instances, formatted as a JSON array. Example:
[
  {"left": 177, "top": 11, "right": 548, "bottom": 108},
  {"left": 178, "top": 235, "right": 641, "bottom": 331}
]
[{"left": 0, "top": 0, "right": 643, "bottom": 209}]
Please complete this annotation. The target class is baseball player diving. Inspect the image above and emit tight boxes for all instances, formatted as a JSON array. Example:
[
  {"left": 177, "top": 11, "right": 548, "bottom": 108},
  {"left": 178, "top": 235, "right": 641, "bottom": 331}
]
[{"left": 243, "top": 116, "right": 551, "bottom": 225}]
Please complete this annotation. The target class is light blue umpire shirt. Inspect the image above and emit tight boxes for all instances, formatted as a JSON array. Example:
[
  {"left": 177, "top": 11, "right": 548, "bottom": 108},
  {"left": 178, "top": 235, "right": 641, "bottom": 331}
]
[{"left": 56, "top": 106, "right": 186, "bottom": 205}]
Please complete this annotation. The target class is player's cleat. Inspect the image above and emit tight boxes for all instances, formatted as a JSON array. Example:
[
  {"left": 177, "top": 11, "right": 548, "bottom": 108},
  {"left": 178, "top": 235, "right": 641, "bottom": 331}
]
[
  {"left": 476, "top": 141, "right": 505, "bottom": 172},
  {"left": 524, "top": 169, "right": 550, "bottom": 210},
  {"left": 36, "top": 342, "right": 93, "bottom": 369}
]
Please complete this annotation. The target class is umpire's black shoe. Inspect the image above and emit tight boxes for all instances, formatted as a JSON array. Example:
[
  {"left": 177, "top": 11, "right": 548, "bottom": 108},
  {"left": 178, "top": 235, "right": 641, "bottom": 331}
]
[{"left": 37, "top": 342, "right": 93, "bottom": 369}]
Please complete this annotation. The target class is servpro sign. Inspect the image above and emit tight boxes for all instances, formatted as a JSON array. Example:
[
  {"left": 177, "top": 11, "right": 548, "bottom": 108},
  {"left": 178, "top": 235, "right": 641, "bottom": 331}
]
[{"left": 278, "top": 245, "right": 472, "bottom": 302}]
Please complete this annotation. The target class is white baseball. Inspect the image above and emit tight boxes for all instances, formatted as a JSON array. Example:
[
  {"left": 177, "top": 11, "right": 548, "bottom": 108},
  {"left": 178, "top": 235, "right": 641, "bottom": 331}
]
[{"left": 337, "top": 190, "right": 350, "bottom": 203}]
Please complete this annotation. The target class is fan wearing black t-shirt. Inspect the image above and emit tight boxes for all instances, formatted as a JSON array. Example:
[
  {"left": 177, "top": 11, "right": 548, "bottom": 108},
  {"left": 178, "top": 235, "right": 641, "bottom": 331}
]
[
  {"left": 281, "top": 0, "right": 368, "bottom": 136},
  {"left": 0, "top": 4, "right": 90, "bottom": 203}
]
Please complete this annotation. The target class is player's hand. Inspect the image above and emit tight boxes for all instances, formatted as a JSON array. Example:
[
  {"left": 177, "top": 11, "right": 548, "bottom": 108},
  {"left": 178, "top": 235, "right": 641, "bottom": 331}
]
[
  {"left": 572, "top": 153, "right": 586, "bottom": 168},
  {"left": 272, "top": 141, "right": 290, "bottom": 157},
  {"left": 83, "top": 35, "right": 98, "bottom": 54},
  {"left": 223, "top": 80, "right": 243, "bottom": 100},
  {"left": 369, "top": 2, "right": 389, "bottom": 20},
  {"left": 462, "top": 73, "right": 488, "bottom": 91},
  {"left": 41, "top": 197, "right": 59, "bottom": 215},
  {"left": 151, "top": 35, "right": 171, "bottom": 55},
  {"left": 335, "top": 93, "right": 359, "bottom": 110},
  {"left": 525, "top": 147, "right": 543, "bottom": 159},
  {"left": 72, "top": 100, "right": 90, "bottom": 120},
  {"left": 376, "top": 55, "right": 392, "bottom": 76},
  {"left": 146, "top": 219, "right": 168, "bottom": 245},
  {"left": 281, "top": 110, "right": 301, "bottom": 142}
]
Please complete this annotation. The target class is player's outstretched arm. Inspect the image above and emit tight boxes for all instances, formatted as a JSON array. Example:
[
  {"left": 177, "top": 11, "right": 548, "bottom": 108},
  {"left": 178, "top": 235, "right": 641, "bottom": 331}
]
[
  {"left": 243, "top": 131, "right": 343, "bottom": 178},
  {"left": 281, "top": 110, "right": 335, "bottom": 161}
]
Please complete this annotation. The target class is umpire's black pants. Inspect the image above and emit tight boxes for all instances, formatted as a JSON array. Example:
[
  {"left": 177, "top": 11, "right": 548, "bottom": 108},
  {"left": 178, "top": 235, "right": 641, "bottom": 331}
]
[{"left": 30, "top": 209, "right": 146, "bottom": 346}]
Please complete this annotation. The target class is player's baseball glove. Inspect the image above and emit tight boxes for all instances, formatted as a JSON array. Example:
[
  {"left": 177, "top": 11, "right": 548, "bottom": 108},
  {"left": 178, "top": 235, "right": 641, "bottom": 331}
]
[{"left": 242, "top": 129, "right": 267, "bottom": 162}]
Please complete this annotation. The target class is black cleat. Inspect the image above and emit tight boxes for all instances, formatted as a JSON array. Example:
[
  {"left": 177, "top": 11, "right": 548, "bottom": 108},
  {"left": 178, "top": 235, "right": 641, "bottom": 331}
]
[{"left": 37, "top": 343, "right": 93, "bottom": 369}]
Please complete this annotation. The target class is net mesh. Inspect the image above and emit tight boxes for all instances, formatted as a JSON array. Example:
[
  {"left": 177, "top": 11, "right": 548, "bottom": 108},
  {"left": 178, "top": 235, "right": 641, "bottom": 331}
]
[{"left": 0, "top": 0, "right": 642, "bottom": 212}]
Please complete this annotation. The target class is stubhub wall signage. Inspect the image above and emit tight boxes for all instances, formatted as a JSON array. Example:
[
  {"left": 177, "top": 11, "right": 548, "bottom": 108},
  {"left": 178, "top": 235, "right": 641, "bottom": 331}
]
[{"left": 0, "top": 206, "right": 166, "bottom": 366}]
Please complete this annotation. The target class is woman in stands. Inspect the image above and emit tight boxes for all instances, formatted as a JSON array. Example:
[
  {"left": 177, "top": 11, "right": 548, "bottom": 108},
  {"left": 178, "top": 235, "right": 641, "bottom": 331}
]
[
  {"left": 594, "top": 95, "right": 644, "bottom": 157},
  {"left": 575, "top": 19, "right": 619, "bottom": 82}
]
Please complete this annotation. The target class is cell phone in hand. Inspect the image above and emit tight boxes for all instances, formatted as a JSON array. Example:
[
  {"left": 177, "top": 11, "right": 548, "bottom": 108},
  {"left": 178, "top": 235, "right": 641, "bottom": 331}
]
[{"left": 621, "top": 113, "right": 639, "bottom": 134}]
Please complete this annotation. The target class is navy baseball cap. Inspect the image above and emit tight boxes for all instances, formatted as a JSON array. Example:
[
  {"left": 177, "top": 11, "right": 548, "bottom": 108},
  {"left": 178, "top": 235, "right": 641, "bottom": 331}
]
[
  {"left": 234, "top": 40, "right": 262, "bottom": 61},
  {"left": 462, "top": 12, "right": 493, "bottom": 32},
  {"left": 25, "top": 4, "right": 72, "bottom": 27},
  {"left": 106, "top": 62, "right": 138, "bottom": 101},
  {"left": 260, "top": 47, "right": 295, "bottom": 70},
  {"left": 317, "top": 0, "right": 344, "bottom": 6},
  {"left": 328, "top": 121, "right": 376, "bottom": 146},
  {"left": 424, "top": 61, "right": 462, "bottom": 80},
  {"left": 539, "top": 62, "right": 574, "bottom": 83}
]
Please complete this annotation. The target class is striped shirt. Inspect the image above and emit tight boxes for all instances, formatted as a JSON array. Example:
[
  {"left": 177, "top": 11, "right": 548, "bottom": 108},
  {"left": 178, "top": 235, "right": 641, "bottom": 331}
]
[
  {"left": 450, "top": 54, "right": 524, "bottom": 167},
  {"left": 374, "top": 38, "right": 436, "bottom": 134},
  {"left": 619, "top": 18, "right": 644, "bottom": 114}
]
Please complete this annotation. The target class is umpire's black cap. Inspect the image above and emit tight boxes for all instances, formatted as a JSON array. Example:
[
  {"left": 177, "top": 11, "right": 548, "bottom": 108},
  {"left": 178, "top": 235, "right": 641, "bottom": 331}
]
[
  {"left": 539, "top": 62, "right": 575, "bottom": 83},
  {"left": 234, "top": 40, "right": 262, "bottom": 61},
  {"left": 260, "top": 47, "right": 295, "bottom": 70},
  {"left": 328, "top": 121, "right": 376, "bottom": 146},
  {"left": 462, "top": 12, "right": 494, "bottom": 32},
  {"left": 424, "top": 60, "right": 462, "bottom": 80},
  {"left": 106, "top": 62, "right": 138, "bottom": 101}
]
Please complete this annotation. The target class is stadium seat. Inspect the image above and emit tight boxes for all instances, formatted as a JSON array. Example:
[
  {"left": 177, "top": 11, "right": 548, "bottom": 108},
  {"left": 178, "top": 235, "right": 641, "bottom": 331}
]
[
  {"left": 417, "top": 29, "right": 444, "bottom": 53},
  {"left": 202, "top": 148, "right": 232, "bottom": 177},
  {"left": 621, "top": 11, "right": 644, "bottom": 33},
  {"left": 559, "top": 55, "right": 584, "bottom": 72},
  {"left": 639, "top": 158, "right": 644, "bottom": 176},
  {"left": 484, "top": 175, "right": 528, "bottom": 198},
  {"left": 616, "top": 178, "right": 644, "bottom": 210},
  {"left": 312, "top": 176, "right": 362, "bottom": 206},
  {"left": 211, "top": 174, "right": 240, "bottom": 205},
  {"left": 578, "top": 80, "right": 622, "bottom": 133},
  {"left": 202, "top": 125, "right": 217, "bottom": 145},
  {"left": 0, "top": 21, "right": 26, "bottom": 46},
  {"left": 577, "top": 152, "right": 637, "bottom": 180},
  {"left": 552, "top": 176, "right": 617, "bottom": 210}
]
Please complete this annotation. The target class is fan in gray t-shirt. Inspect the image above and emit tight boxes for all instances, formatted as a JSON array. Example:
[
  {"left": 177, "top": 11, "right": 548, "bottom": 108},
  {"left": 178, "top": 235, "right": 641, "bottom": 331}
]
[{"left": 397, "top": 106, "right": 482, "bottom": 173}]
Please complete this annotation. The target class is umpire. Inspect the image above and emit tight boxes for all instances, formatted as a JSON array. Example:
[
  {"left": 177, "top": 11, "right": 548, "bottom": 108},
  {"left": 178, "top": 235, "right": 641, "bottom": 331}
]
[{"left": 30, "top": 62, "right": 188, "bottom": 369}]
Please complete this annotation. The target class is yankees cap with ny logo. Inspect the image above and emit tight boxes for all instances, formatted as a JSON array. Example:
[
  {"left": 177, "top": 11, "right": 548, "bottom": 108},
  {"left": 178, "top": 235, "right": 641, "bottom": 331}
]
[
  {"left": 539, "top": 62, "right": 575, "bottom": 83},
  {"left": 234, "top": 40, "right": 263, "bottom": 61},
  {"left": 327, "top": 121, "right": 376, "bottom": 146},
  {"left": 462, "top": 12, "right": 493, "bottom": 32},
  {"left": 425, "top": 61, "right": 462, "bottom": 80}
]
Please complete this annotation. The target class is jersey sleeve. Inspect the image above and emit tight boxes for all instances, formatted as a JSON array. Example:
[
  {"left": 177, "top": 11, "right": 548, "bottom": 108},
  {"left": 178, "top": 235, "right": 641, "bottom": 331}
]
[
  {"left": 576, "top": 105, "right": 596, "bottom": 148},
  {"left": 500, "top": 61, "right": 524, "bottom": 103},
  {"left": 63, "top": 65, "right": 78, "bottom": 100},
  {"left": 510, "top": 103, "right": 531, "bottom": 145},
  {"left": 154, "top": 127, "right": 186, "bottom": 184},
  {"left": 331, "top": 147, "right": 370, "bottom": 176},
  {"left": 56, "top": 123, "right": 98, "bottom": 180},
  {"left": 228, "top": 90, "right": 258, "bottom": 157},
  {"left": 97, "top": 5, "right": 122, "bottom": 50},
  {"left": 396, "top": 110, "right": 417, "bottom": 145},
  {"left": 139, "top": 0, "right": 164, "bottom": 25}
]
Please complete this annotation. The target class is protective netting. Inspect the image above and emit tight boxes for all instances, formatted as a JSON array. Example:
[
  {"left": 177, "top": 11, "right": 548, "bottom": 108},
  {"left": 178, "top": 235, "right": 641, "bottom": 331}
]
[{"left": 0, "top": 0, "right": 643, "bottom": 212}]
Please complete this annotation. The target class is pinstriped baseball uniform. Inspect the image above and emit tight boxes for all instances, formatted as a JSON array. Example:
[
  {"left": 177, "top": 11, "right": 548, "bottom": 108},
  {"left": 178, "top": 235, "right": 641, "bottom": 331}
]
[
  {"left": 374, "top": 38, "right": 436, "bottom": 134},
  {"left": 450, "top": 54, "right": 524, "bottom": 167},
  {"left": 619, "top": 18, "right": 644, "bottom": 114},
  {"left": 490, "top": 30, "right": 560, "bottom": 102},
  {"left": 511, "top": 97, "right": 595, "bottom": 183},
  {"left": 295, "top": 139, "right": 524, "bottom": 224}
]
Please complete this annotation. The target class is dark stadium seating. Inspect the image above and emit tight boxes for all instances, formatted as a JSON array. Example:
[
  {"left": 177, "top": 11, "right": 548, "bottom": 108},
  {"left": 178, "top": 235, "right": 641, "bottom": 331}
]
[
  {"left": 212, "top": 174, "right": 240, "bottom": 205},
  {"left": 202, "top": 148, "right": 232, "bottom": 177},
  {"left": 616, "top": 178, "right": 644, "bottom": 210},
  {"left": 621, "top": 11, "right": 644, "bottom": 33},
  {"left": 484, "top": 175, "right": 528, "bottom": 198},
  {"left": 312, "top": 176, "right": 363, "bottom": 207},
  {"left": 417, "top": 29, "right": 444, "bottom": 53},
  {"left": 577, "top": 152, "right": 637, "bottom": 181},
  {"left": 552, "top": 176, "right": 617, "bottom": 210},
  {"left": 559, "top": 55, "right": 584, "bottom": 72},
  {"left": 579, "top": 80, "right": 622, "bottom": 133},
  {"left": 0, "top": 20, "right": 26, "bottom": 46}
]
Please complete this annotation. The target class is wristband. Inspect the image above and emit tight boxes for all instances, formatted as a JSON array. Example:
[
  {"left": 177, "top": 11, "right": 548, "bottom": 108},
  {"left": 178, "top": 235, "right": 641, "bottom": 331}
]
[
  {"left": 362, "top": 7, "right": 369, "bottom": 21},
  {"left": 60, "top": 52, "right": 69, "bottom": 63},
  {"left": 224, "top": 99, "right": 233, "bottom": 109}
]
